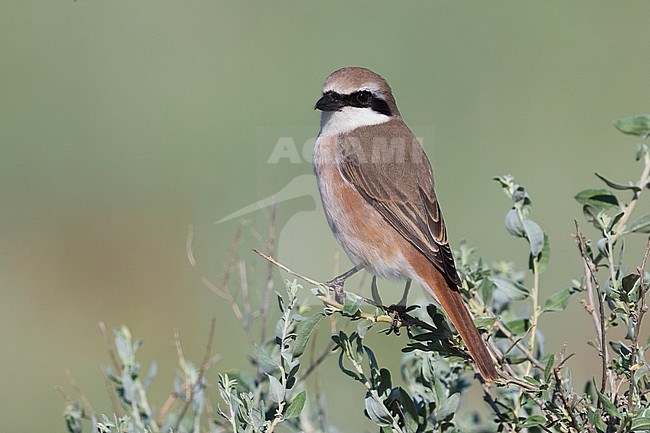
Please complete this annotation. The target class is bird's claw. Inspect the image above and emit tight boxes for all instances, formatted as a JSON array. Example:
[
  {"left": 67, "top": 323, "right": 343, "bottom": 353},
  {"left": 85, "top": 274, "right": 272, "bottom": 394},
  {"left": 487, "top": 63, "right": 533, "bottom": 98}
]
[
  {"left": 325, "top": 278, "right": 346, "bottom": 304},
  {"left": 384, "top": 304, "right": 419, "bottom": 335}
]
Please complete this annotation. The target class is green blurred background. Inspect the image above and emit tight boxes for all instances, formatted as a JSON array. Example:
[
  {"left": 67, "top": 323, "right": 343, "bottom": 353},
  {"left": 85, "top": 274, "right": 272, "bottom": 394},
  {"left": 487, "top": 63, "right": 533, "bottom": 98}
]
[{"left": 2, "top": 1, "right": 650, "bottom": 431}]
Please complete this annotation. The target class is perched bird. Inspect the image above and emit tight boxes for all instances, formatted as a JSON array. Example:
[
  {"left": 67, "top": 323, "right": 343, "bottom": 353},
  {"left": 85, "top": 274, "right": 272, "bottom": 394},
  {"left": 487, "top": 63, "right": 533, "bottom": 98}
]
[{"left": 312, "top": 67, "right": 498, "bottom": 381}]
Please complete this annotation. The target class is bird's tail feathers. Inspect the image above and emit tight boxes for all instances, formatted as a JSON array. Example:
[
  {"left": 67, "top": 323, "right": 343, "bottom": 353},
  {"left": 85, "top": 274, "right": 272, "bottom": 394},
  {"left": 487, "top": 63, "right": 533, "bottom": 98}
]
[{"left": 420, "top": 265, "right": 499, "bottom": 381}]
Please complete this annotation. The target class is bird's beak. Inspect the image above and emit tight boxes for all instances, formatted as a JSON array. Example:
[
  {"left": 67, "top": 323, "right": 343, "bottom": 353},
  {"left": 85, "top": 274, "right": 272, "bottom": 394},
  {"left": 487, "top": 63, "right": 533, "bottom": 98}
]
[{"left": 314, "top": 93, "right": 344, "bottom": 111}]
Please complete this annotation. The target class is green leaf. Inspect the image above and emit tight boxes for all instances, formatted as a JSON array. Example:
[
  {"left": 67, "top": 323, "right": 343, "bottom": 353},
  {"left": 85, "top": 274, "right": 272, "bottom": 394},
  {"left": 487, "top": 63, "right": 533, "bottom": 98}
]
[
  {"left": 543, "top": 353, "right": 555, "bottom": 382},
  {"left": 473, "top": 316, "right": 498, "bottom": 331},
  {"left": 593, "top": 379, "right": 620, "bottom": 419},
  {"left": 524, "top": 375, "right": 542, "bottom": 386},
  {"left": 628, "top": 214, "right": 650, "bottom": 234},
  {"left": 543, "top": 288, "right": 573, "bottom": 312},
  {"left": 621, "top": 273, "right": 640, "bottom": 295},
  {"left": 575, "top": 189, "right": 619, "bottom": 209},
  {"left": 504, "top": 318, "right": 530, "bottom": 334},
  {"left": 342, "top": 292, "right": 363, "bottom": 316},
  {"left": 505, "top": 208, "right": 524, "bottom": 237},
  {"left": 397, "top": 388, "right": 419, "bottom": 433},
  {"left": 377, "top": 368, "right": 393, "bottom": 396},
  {"left": 524, "top": 219, "right": 545, "bottom": 256},
  {"left": 522, "top": 415, "right": 546, "bottom": 428},
  {"left": 613, "top": 114, "right": 650, "bottom": 137},
  {"left": 631, "top": 416, "right": 650, "bottom": 431},
  {"left": 293, "top": 313, "right": 324, "bottom": 358},
  {"left": 284, "top": 390, "right": 306, "bottom": 419},
  {"left": 490, "top": 276, "right": 529, "bottom": 300},
  {"left": 588, "top": 407, "right": 607, "bottom": 432},
  {"left": 364, "top": 393, "right": 393, "bottom": 427},
  {"left": 254, "top": 344, "right": 279, "bottom": 369},
  {"left": 437, "top": 393, "right": 460, "bottom": 421},
  {"left": 337, "top": 351, "right": 362, "bottom": 382},
  {"left": 535, "top": 233, "right": 551, "bottom": 274},
  {"left": 268, "top": 375, "right": 285, "bottom": 403},
  {"left": 638, "top": 143, "right": 650, "bottom": 161},
  {"left": 478, "top": 277, "right": 494, "bottom": 304},
  {"left": 276, "top": 291, "right": 285, "bottom": 313},
  {"left": 595, "top": 173, "right": 641, "bottom": 192}
]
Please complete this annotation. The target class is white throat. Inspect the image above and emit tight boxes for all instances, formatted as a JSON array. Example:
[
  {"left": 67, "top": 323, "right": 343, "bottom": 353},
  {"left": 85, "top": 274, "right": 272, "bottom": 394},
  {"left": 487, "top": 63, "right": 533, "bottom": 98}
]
[{"left": 319, "top": 107, "right": 390, "bottom": 136}]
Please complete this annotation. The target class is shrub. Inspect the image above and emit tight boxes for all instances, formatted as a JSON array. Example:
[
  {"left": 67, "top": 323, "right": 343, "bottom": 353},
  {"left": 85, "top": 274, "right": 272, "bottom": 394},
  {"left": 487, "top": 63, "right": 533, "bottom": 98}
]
[{"left": 61, "top": 115, "right": 650, "bottom": 433}]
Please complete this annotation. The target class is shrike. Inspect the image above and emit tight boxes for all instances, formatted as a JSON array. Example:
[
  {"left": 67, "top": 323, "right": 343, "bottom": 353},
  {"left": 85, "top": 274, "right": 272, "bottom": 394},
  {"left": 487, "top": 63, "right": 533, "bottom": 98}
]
[{"left": 313, "top": 67, "right": 498, "bottom": 381}]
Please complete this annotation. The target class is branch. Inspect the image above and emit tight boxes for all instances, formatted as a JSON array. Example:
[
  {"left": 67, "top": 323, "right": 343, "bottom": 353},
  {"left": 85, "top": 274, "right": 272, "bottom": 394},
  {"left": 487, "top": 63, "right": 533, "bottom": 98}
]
[{"left": 252, "top": 249, "right": 395, "bottom": 326}]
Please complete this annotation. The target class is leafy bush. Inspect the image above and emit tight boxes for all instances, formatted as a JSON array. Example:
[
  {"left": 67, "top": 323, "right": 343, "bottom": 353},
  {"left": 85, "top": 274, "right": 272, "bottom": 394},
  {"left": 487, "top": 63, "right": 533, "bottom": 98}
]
[{"left": 61, "top": 115, "right": 650, "bottom": 432}]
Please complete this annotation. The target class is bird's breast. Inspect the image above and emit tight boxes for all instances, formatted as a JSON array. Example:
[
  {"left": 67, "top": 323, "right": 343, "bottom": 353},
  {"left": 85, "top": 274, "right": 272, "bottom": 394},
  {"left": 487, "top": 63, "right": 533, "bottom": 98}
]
[{"left": 313, "top": 134, "right": 411, "bottom": 280}]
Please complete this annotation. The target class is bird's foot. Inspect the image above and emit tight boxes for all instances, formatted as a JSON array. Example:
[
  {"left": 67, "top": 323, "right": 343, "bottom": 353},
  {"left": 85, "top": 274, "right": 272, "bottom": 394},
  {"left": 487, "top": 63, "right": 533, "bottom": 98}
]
[
  {"left": 384, "top": 304, "right": 419, "bottom": 335},
  {"left": 325, "top": 277, "right": 346, "bottom": 304}
]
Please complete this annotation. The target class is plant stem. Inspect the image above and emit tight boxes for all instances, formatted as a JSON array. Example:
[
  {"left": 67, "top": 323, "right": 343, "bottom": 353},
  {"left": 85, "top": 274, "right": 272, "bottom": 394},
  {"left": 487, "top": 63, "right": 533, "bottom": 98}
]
[
  {"left": 575, "top": 221, "right": 610, "bottom": 396},
  {"left": 628, "top": 237, "right": 650, "bottom": 412},
  {"left": 610, "top": 151, "right": 650, "bottom": 244},
  {"left": 525, "top": 256, "right": 541, "bottom": 378}
]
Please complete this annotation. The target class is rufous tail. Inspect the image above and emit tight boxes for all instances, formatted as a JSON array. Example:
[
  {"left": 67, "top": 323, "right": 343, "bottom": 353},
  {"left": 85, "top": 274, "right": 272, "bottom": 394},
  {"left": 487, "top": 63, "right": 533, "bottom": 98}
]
[{"left": 420, "top": 263, "right": 499, "bottom": 381}]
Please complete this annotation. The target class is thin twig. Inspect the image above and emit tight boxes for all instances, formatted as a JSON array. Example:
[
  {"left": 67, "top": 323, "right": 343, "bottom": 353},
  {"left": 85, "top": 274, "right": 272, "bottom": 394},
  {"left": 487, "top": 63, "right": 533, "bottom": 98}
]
[
  {"left": 260, "top": 205, "right": 277, "bottom": 342},
  {"left": 252, "top": 249, "right": 395, "bottom": 325},
  {"left": 479, "top": 379, "right": 517, "bottom": 433},
  {"left": 99, "top": 321, "right": 121, "bottom": 374},
  {"left": 173, "top": 318, "right": 218, "bottom": 433},
  {"left": 100, "top": 365, "right": 122, "bottom": 417},
  {"left": 239, "top": 260, "right": 254, "bottom": 345},
  {"left": 628, "top": 236, "right": 650, "bottom": 411},
  {"left": 553, "top": 361, "right": 581, "bottom": 432},
  {"left": 299, "top": 339, "right": 337, "bottom": 382},
  {"left": 575, "top": 221, "right": 610, "bottom": 396},
  {"left": 65, "top": 369, "right": 96, "bottom": 419}
]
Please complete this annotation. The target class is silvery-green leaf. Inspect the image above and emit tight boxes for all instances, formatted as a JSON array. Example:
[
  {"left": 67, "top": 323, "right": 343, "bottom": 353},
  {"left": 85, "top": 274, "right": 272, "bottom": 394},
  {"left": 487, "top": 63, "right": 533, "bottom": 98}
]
[
  {"left": 639, "top": 143, "right": 650, "bottom": 162},
  {"left": 534, "top": 233, "right": 551, "bottom": 273},
  {"left": 505, "top": 208, "right": 524, "bottom": 237},
  {"left": 595, "top": 173, "right": 641, "bottom": 192},
  {"left": 284, "top": 390, "right": 306, "bottom": 419},
  {"left": 490, "top": 276, "right": 529, "bottom": 300},
  {"left": 143, "top": 361, "right": 157, "bottom": 388},
  {"left": 505, "top": 318, "right": 530, "bottom": 334},
  {"left": 522, "top": 415, "right": 546, "bottom": 428},
  {"left": 543, "top": 353, "right": 555, "bottom": 382},
  {"left": 597, "top": 237, "right": 609, "bottom": 257},
  {"left": 575, "top": 189, "right": 619, "bottom": 210},
  {"left": 437, "top": 393, "right": 460, "bottom": 421},
  {"left": 255, "top": 344, "right": 279, "bottom": 369},
  {"left": 631, "top": 417, "right": 650, "bottom": 431},
  {"left": 268, "top": 375, "right": 285, "bottom": 403},
  {"left": 613, "top": 114, "right": 650, "bottom": 137},
  {"left": 342, "top": 292, "right": 362, "bottom": 315},
  {"left": 293, "top": 313, "right": 324, "bottom": 358},
  {"left": 543, "top": 288, "right": 573, "bottom": 313},
  {"left": 594, "top": 379, "right": 620, "bottom": 419},
  {"left": 628, "top": 214, "right": 650, "bottom": 233},
  {"left": 473, "top": 316, "right": 498, "bottom": 331},
  {"left": 524, "top": 219, "right": 545, "bottom": 256},
  {"left": 364, "top": 394, "right": 393, "bottom": 427}
]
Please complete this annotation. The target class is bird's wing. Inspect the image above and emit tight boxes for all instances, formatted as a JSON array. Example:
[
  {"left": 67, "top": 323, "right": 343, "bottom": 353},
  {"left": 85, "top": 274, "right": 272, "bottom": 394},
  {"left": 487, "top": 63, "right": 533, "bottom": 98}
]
[{"left": 338, "top": 119, "right": 461, "bottom": 287}]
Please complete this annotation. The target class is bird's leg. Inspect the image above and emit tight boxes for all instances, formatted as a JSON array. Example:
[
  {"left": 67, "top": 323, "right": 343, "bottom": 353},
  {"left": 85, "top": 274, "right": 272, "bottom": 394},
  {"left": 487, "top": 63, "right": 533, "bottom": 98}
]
[
  {"left": 326, "top": 264, "right": 363, "bottom": 303},
  {"left": 396, "top": 278, "right": 412, "bottom": 308}
]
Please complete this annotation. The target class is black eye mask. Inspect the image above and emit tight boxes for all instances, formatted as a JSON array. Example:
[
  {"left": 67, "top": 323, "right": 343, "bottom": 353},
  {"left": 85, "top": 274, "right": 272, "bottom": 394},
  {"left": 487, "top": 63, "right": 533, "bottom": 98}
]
[{"left": 325, "top": 90, "right": 393, "bottom": 117}]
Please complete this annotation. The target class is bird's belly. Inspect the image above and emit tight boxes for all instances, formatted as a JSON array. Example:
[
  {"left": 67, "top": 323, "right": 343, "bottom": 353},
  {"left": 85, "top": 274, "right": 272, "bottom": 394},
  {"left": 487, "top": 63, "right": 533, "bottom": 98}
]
[{"left": 313, "top": 136, "right": 411, "bottom": 280}]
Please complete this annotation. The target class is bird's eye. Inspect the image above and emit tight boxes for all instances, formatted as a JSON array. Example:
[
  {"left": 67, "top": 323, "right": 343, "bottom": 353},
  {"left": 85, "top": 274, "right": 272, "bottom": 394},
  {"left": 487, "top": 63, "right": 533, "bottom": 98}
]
[{"left": 355, "top": 91, "right": 371, "bottom": 105}]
